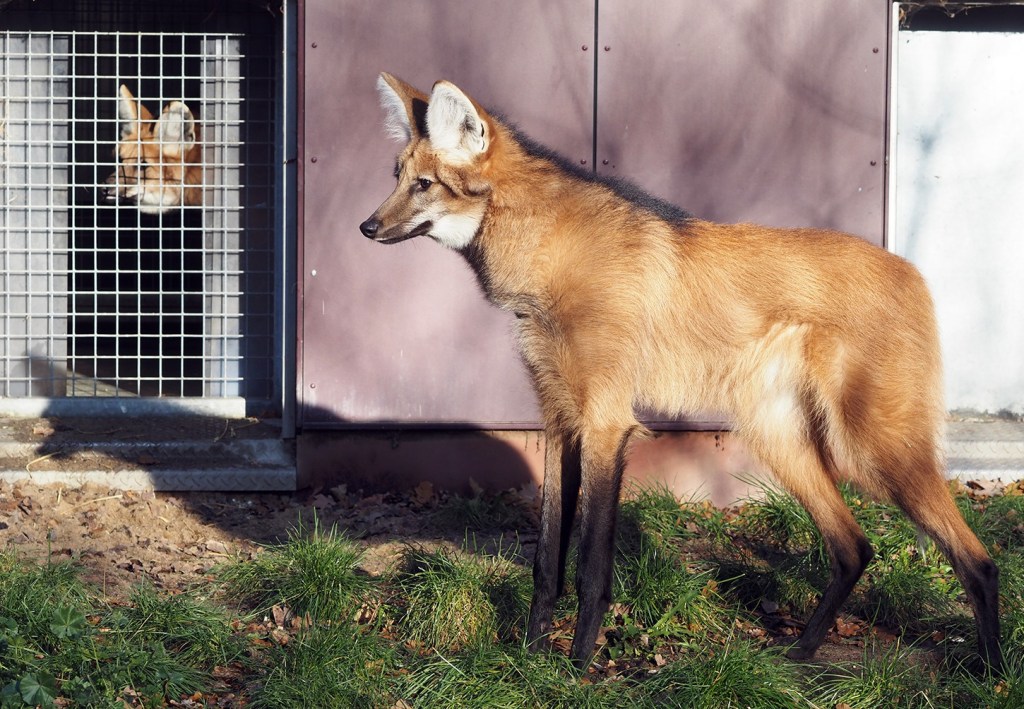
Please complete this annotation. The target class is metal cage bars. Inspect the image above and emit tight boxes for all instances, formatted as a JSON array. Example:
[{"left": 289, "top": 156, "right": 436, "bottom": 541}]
[{"left": 0, "top": 28, "right": 277, "bottom": 413}]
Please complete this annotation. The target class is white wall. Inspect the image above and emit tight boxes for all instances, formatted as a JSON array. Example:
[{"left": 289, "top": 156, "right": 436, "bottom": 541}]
[{"left": 890, "top": 27, "right": 1024, "bottom": 415}]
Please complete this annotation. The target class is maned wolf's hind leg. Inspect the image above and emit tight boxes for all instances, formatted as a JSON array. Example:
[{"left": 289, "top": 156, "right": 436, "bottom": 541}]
[
  {"left": 888, "top": 455, "right": 1003, "bottom": 669},
  {"left": 527, "top": 430, "right": 581, "bottom": 648},
  {"left": 759, "top": 414, "right": 1002, "bottom": 668},
  {"left": 750, "top": 435, "right": 875, "bottom": 660}
]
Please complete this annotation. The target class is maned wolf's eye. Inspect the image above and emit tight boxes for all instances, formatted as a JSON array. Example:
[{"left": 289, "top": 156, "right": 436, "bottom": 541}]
[{"left": 417, "top": 177, "right": 433, "bottom": 191}]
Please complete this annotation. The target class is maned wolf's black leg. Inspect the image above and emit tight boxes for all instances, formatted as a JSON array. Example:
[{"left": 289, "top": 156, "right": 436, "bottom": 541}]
[
  {"left": 527, "top": 430, "right": 581, "bottom": 649},
  {"left": 569, "top": 429, "right": 630, "bottom": 671},
  {"left": 889, "top": 481, "right": 1003, "bottom": 672},
  {"left": 787, "top": 530, "right": 873, "bottom": 660}
]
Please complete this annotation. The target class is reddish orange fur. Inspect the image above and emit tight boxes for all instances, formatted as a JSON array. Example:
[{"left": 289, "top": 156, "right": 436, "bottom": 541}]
[
  {"left": 362, "top": 73, "right": 1002, "bottom": 672},
  {"left": 105, "top": 85, "right": 202, "bottom": 213}
]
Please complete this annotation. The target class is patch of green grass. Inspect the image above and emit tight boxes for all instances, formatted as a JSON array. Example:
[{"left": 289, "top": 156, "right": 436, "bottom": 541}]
[
  {"left": 741, "top": 481, "right": 826, "bottom": 566},
  {"left": 968, "top": 492, "right": 1024, "bottom": 550},
  {"left": 713, "top": 481, "right": 834, "bottom": 618},
  {"left": 392, "top": 545, "right": 531, "bottom": 651},
  {"left": 946, "top": 652, "right": 1024, "bottom": 708},
  {"left": 852, "top": 558, "right": 960, "bottom": 635},
  {"left": 615, "top": 495, "right": 730, "bottom": 638},
  {"left": 810, "top": 641, "right": 942, "bottom": 709},
  {"left": 620, "top": 483, "right": 715, "bottom": 544},
  {"left": 640, "top": 638, "right": 806, "bottom": 708},
  {"left": 217, "top": 514, "right": 372, "bottom": 623},
  {"left": 251, "top": 624, "right": 397, "bottom": 709},
  {"left": 109, "top": 584, "right": 241, "bottom": 669},
  {"left": 0, "top": 551, "right": 91, "bottom": 647},
  {"left": 396, "top": 643, "right": 617, "bottom": 709},
  {"left": 0, "top": 550, "right": 239, "bottom": 707},
  {"left": 716, "top": 556, "right": 823, "bottom": 621}
]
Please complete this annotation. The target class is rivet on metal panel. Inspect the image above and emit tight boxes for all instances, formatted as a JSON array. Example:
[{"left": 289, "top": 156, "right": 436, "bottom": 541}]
[
  {"left": 604, "top": 46, "right": 611, "bottom": 52},
  {"left": 580, "top": 159, "right": 587, "bottom": 165},
  {"left": 309, "top": 382, "right": 316, "bottom": 389},
  {"left": 872, "top": 47, "right": 879, "bottom": 54},
  {"left": 581, "top": 45, "right": 588, "bottom": 51},
  {"left": 310, "top": 156, "right": 318, "bottom": 163},
  {"left": 870, "top": 160, "right": 878, "bottom": 167},
  {"left": 311, "top": 42, "right": 318, "bottom": 48},
  {"left": 311, "top": 269, "right": 317, "bottom": 276},
  {"left": 602, "top": 159, "right": 609, "bottom": 165}
]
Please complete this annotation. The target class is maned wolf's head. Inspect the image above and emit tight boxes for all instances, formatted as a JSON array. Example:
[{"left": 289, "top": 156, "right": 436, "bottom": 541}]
[
  {"left": 360, "top": 73, "right": 493, "bottom": 250},
  {"left": 103, "top": 84, "right": 203, "bottom": 214}
]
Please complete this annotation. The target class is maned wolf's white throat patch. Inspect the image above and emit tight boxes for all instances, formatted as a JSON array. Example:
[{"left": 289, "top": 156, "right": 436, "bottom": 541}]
[{"left": 430, "top": 207, "right": 485, "bottom": 250}]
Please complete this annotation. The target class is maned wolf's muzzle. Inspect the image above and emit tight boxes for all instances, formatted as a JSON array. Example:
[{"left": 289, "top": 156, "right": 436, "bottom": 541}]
[
  {"left": 359, "top": 215, "right": 432, "bottom": 244},
  {"left": 101, "top": 164, "right": 133, "bottom": 205}
]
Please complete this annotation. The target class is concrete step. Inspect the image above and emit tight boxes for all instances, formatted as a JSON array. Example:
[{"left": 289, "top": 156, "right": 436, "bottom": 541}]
[
  {"left": 946, "top": 419, "right": 1024, "bottom": 481},
  {"left": 0, "top": 417, "right": 1018, "bottom": 493},
  {"left": 0, "top": 417, "right": 295, "bottom": 491}
]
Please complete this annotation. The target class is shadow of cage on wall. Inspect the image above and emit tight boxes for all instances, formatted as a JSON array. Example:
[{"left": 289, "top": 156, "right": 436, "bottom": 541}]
[{"left": 0, "top": 1, "right": 281, "bottom": 416}]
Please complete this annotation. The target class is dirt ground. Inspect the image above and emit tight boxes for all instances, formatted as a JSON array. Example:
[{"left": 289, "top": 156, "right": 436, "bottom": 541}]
[
  {"left": 0, "top": 479, "right": 534, "bottom": 600},
  {"left": 0, "top": 478, "right": 976, "bottom": 674}
]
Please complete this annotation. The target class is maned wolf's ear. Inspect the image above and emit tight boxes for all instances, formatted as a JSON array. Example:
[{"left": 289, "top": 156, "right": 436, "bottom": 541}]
[
  {"left": 427, "top": 80, "right": 489, "bottom": 164},
  {"left": 118, "top": 84, "right": 153, "bottom": 139},
  {"left": 154, "top": 101, "right": 197, "bottom": 156},
  {"left": 377, "top": 72, "right": 429, "bottom": 142}
]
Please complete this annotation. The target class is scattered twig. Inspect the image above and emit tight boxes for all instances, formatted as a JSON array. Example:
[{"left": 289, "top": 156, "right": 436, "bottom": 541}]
[
  {"left": 214, "top": 419, "right": 233, "bottom": 443},
  {"left": 70, "top": 494, "right": 124, "bottom": 509},
  {"left": 25, "top": 452, "right": 60, "bottom": 470}
]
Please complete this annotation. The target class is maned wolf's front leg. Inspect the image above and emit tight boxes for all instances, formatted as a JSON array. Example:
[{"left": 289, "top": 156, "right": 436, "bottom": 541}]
[
  {"left": 527, "top": 429, "right": 581, "bottom": 649},
  {"left": 568, "top": 428, "right": 631, "bottom": 671}
]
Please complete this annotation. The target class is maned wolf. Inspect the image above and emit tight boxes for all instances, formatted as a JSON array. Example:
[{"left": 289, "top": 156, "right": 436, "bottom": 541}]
[
  {"left": 360, "top": 73, "right": 1002, "bottom": 672},
  {"left": 103, "top": 84, "right": 202, "bottom": 214}
]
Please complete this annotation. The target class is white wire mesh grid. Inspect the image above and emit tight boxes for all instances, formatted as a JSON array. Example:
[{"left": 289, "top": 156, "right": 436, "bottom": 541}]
[{"left": 0, "top": 28, "right": 276, "bottom": 405}]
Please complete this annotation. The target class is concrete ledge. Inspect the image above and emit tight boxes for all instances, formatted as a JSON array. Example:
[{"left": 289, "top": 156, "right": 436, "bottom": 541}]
[
  {"left": 2, "top": 418, "right": 1020, "bottom": 498},
  {"left": 0, "top": 467, "right": 295, "bottom": 492},
  {"left": 0, "top": 417, "right": 296, "bottom": 492}
]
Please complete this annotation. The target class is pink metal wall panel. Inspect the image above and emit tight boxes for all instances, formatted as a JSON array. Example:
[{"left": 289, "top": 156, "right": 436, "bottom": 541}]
[
  {"left": 300, "top": 1, "right": 594, "bottom": 426},
  {"left": 595, "top": 1, "right": 888, "bottom": 242},
  {"left": 300, "top": 1, "right": 889, "bottom": 428}
]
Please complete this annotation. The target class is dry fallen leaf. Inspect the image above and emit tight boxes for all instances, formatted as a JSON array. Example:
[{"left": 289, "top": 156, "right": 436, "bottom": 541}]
[
  {"left": 835, "top": 616, "right": 864, "bottom": 638},
  {"left": 31, "top": 422, "right": 55, "bottom": 437},
  {"left": 271, "top": 604, "right": 290, "bottom": 627},
  {"left": 414, "top": 481, "right": 435, "bottom": 505}
]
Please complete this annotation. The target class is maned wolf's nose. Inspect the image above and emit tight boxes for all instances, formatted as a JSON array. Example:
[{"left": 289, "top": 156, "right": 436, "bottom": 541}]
[{"left": 359, "top": 217, "right": 380, "bottom": 238}]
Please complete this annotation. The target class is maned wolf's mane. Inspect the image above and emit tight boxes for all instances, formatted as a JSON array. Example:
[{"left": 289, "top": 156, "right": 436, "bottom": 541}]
[{"left": 495, "top": 115, "right": 693, "bottom": 227}]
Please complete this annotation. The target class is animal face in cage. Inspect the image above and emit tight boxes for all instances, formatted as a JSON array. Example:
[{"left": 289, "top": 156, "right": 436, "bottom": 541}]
[{"left": 102, "top": 84, "right": 203, "bottom": 214}]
